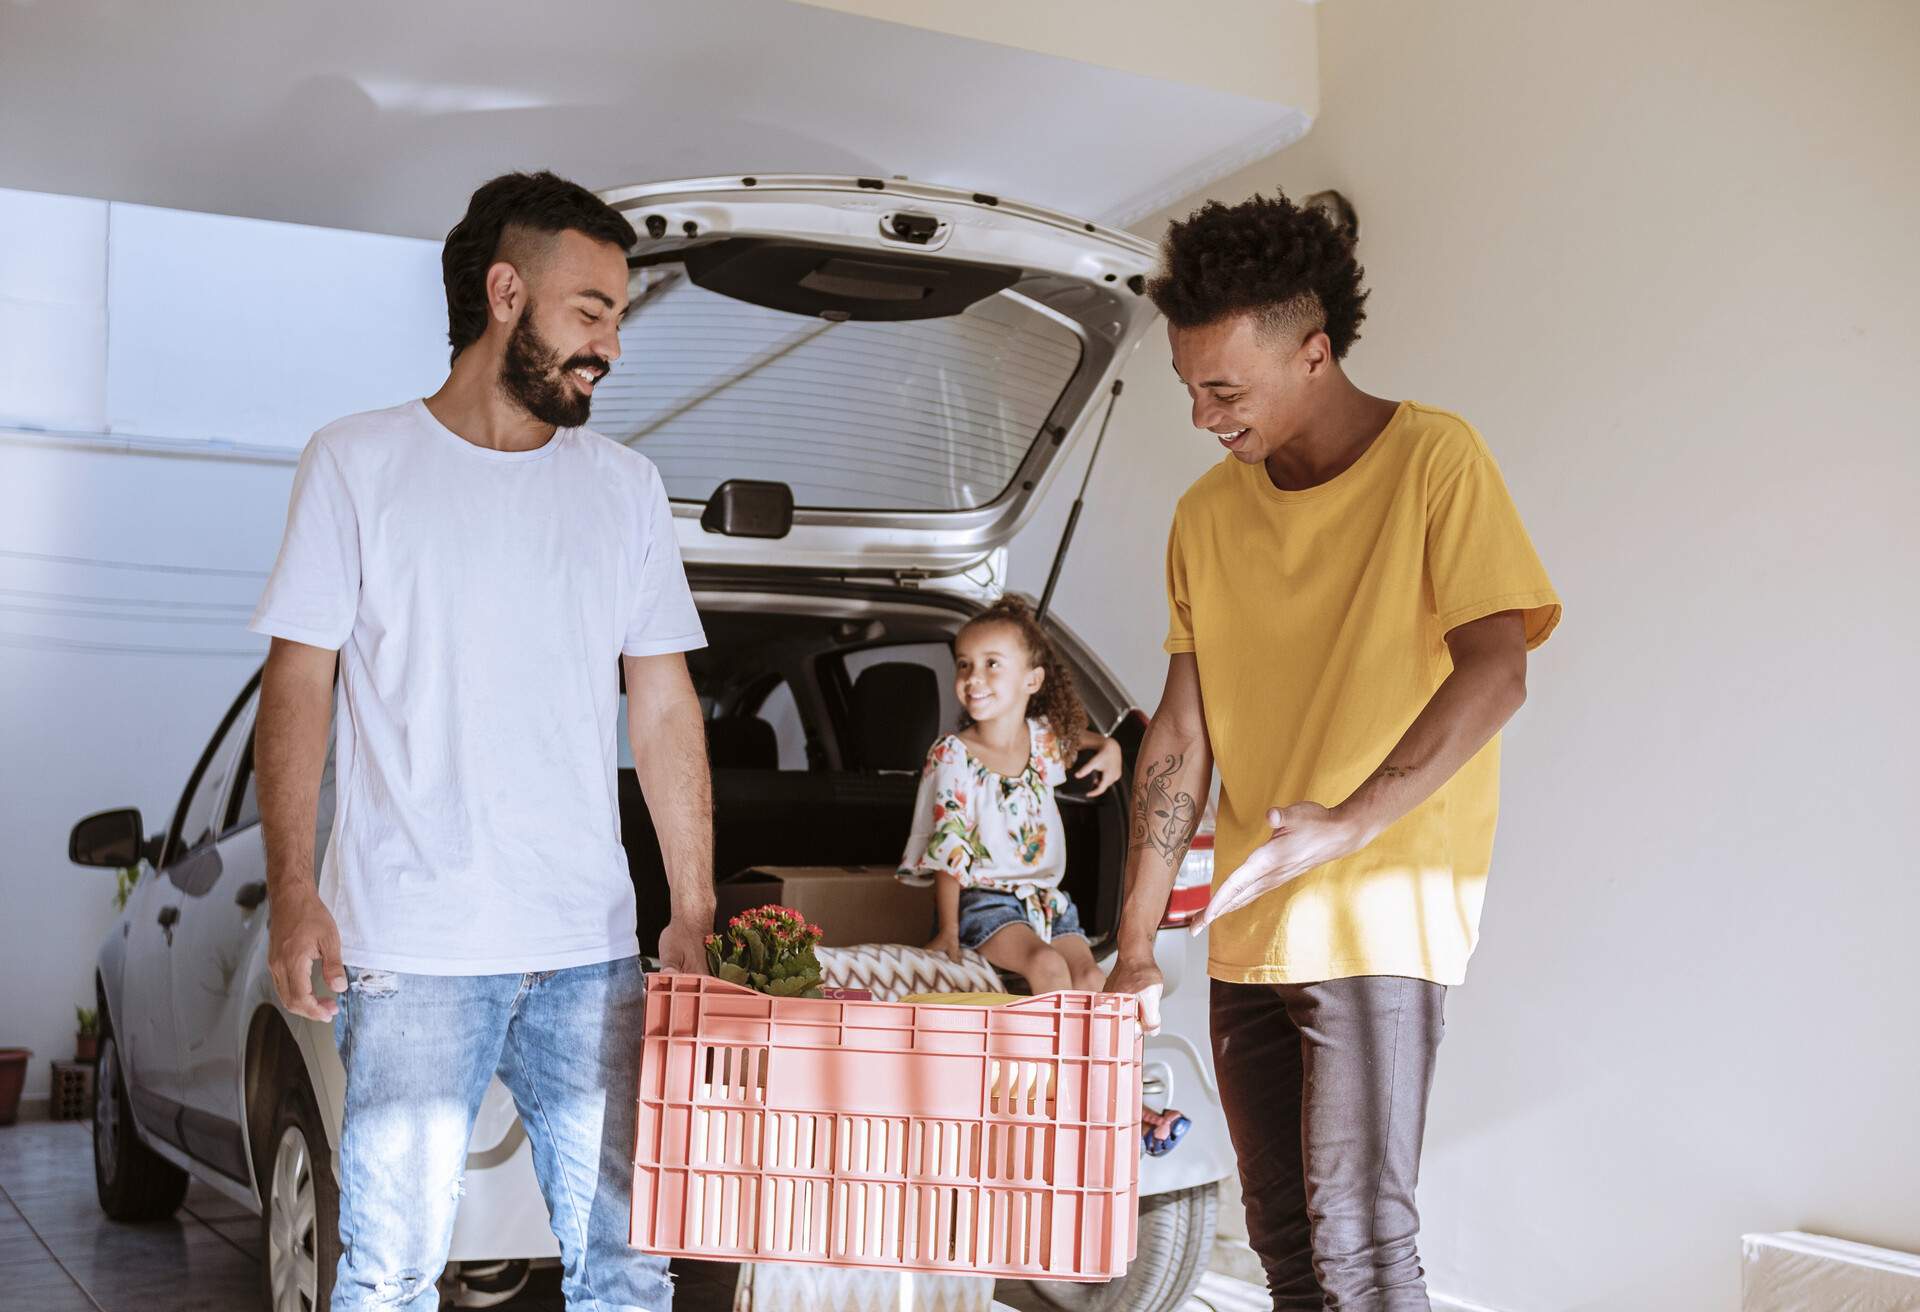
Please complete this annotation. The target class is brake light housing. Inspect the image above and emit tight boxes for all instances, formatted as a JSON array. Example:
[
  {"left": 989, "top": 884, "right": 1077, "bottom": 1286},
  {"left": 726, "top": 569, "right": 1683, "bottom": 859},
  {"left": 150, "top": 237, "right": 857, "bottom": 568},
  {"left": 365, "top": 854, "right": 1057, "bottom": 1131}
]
[{"left": 1160, "top": 828, "right": 1214, "bottom": 930}]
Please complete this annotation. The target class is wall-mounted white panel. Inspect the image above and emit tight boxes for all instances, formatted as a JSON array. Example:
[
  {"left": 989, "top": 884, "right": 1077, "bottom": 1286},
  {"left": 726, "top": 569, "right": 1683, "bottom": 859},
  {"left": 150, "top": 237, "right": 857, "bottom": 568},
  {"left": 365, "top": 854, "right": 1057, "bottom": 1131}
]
[
  {"left": 105, "top": 203, "right": 446, "bottom": 447},
  {"left": 0, "top": 188, "right": 108, "bottom": 430},
  {"left": 1743, "top": 1233, "right": 1920, "bottom": 1311}
]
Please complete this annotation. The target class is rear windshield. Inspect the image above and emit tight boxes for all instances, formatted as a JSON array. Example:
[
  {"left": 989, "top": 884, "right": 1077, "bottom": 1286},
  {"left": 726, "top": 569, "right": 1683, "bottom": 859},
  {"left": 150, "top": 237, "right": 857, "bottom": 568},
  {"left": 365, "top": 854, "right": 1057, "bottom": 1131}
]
[{"left": 589, "top": 266, "right": 1084, "bottom": 512}]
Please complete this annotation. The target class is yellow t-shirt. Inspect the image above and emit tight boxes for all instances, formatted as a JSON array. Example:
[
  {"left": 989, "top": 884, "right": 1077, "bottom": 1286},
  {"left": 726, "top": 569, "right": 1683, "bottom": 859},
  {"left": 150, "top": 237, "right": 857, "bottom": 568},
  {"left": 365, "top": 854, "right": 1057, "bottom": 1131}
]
[{"left": 1165, "top": 401, "right": 1561, "bottom": 986}]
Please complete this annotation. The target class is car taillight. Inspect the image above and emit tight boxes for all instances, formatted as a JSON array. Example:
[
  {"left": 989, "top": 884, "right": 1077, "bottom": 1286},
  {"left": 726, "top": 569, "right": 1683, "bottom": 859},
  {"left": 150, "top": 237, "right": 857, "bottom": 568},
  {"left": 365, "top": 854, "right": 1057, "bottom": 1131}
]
[{"left": 1160, "top": 813, "right": 1215, "bottom": 930}]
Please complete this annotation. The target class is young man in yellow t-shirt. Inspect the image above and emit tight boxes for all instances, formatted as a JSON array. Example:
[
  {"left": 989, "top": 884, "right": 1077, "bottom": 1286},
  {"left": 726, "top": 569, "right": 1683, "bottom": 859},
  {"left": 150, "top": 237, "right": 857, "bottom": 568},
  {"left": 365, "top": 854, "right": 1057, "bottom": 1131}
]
[{"left": 1104, "top": 194, "right": 1560, "bottom": 1310}]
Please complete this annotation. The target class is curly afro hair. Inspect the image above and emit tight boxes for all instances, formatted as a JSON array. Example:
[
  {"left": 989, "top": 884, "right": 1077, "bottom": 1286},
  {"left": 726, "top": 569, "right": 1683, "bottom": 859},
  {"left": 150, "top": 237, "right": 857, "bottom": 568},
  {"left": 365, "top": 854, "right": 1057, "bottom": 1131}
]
[
  {"left": 1146, "top": 191, "right": 1369, "bottom": 359},
  {"left": 441, "top": 171, "right": 637, "bottom": 365}
]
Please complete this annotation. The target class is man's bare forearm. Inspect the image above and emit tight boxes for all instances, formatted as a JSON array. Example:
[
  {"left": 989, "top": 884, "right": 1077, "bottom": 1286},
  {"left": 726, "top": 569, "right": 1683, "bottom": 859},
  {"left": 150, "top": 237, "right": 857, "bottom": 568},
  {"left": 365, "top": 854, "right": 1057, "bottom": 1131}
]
[
  {"left": 1116, "top": 718, "right": 1212, "bottom": 961},
  {"left": 1335, "top": 611, "right": 1528, "bottom": 846},
  {"left": 631, "top": 697, "right": 715, "bottom": 922},
  {"left": 256, "top": 638, "right": 336, "bottom": 902}
]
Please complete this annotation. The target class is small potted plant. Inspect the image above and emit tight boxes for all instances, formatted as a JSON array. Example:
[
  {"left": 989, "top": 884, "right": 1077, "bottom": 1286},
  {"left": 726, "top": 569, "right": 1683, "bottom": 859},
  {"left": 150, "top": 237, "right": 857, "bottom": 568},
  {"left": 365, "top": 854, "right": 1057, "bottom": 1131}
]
[
  {"left": 704, "top": 905, "right": 825, "bottom": 998},
  {"left": 75, "top": 1007, "right": 100, "bottom": 1063}
]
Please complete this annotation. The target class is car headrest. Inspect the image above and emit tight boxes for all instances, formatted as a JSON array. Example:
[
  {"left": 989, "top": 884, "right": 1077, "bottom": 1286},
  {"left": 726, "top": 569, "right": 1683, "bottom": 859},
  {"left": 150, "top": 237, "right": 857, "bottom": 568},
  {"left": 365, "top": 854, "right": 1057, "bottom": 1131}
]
[
  {"left": 850, "top": 663, "right": 942, "bottom": 771},
  {"left": 707, "top": 716, "right": 779, "bottom": 771}
]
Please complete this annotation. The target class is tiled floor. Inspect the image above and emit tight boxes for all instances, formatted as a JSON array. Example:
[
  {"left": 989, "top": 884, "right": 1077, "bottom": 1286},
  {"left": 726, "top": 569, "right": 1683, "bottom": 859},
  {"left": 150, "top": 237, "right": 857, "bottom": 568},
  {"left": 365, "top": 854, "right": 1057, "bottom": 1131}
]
[
  {"left": 2, "top": 1119, "right": 261, "bottom": 1310},
  {"left": 1, "top": 1119, "right": 1258, "bottom": 1311},
  {"left": 0, "top": 1118, "right": 737, "bottom": 1311}
]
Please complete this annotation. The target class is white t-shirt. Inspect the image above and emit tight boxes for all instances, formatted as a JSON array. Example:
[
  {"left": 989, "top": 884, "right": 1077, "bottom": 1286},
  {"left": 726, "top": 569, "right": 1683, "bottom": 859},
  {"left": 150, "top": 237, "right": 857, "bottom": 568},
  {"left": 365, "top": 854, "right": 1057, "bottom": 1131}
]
[{"left": 249, "top": 400, "right": 705, "bottom": 974}]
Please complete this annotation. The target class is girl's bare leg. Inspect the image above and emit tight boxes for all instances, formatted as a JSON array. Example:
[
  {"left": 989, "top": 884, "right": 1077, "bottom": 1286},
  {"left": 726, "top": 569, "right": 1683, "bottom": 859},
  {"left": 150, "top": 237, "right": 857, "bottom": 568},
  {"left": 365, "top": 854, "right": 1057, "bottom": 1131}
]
[
  {"left": 1052, "top": 933, "right": 1106, "bottom": 992},
  {"left": 977, "top": 924, "right": 1072, "bottom": 993}
]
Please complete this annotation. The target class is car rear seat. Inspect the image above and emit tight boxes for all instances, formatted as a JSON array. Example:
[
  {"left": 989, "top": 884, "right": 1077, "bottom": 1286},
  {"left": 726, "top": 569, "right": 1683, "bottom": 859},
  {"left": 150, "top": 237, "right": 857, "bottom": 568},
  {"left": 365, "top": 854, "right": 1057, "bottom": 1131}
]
[
  {"left": 706, "top": 714, "right": 778, "bottom": 770},
  {"left": 624, "top": 664, "right": 942, "bottom": 946},
  {"left": 845, "top": 662, "right": 941, "bottom": 772}
]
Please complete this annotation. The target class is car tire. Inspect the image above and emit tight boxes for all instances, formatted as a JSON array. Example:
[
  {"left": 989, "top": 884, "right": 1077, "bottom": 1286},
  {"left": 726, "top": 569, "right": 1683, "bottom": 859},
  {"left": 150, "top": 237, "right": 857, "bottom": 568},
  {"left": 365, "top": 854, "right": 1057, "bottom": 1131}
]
[
  {"left": 259, "top": 1080, "right": 340, "bottom": 1312},
  {"left": 1028, "top": 1183, "right": 1218, "bottom": 1312},
  {"left": 92, "top": 1031, "right": 190, "bottom": 1222}
]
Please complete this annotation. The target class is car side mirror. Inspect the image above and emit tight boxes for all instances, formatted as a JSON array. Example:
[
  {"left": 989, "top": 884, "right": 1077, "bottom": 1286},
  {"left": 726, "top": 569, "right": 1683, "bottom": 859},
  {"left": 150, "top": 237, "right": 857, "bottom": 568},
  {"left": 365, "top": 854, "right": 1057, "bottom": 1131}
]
[
  {"left": 701, "top": 479, "right": 794, "bottom": 539},
  {"left": 70, "top": 808, "right": 145, "bottom": 869}
]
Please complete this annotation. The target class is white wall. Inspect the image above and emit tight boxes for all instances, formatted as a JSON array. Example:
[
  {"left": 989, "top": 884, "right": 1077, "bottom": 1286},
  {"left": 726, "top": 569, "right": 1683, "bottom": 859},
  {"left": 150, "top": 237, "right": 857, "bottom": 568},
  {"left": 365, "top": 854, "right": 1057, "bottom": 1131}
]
[
  {"left": 1010, "top": 1, "right": 1920, "bottom": 1308},
  {"left": 794, "top": 0, "right": 1319, "bottom": 111},
  {"left": 0, "top": 445, "right": 293, "bottom": 1100},
  {"left": 0, "top": 190, "right": 108, "bottom": 431},
  {"left": 104, "top": 203, "right": 445, "bottom": 444},
  {"left": 0, "top": 192, "right": 443, "bottom": 1103}
]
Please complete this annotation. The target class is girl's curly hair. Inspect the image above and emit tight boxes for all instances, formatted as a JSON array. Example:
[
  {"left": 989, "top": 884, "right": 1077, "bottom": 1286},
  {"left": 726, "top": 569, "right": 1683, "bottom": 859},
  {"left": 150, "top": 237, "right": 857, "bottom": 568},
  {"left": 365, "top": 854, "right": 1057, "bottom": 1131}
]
[
  {"left": 955, "top": 596, "right": 1088, "bottom": 762},
  {"left": 1146, "top": 191, "right": 1369, "bottom": 358}
]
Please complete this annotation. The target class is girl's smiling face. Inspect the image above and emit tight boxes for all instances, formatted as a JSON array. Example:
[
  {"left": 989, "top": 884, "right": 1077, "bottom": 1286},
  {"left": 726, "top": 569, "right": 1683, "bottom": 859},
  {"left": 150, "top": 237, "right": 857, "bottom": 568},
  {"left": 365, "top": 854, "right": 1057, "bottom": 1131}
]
[{"left": 954, "top": 621, "right": 1045, "bottom": 727}]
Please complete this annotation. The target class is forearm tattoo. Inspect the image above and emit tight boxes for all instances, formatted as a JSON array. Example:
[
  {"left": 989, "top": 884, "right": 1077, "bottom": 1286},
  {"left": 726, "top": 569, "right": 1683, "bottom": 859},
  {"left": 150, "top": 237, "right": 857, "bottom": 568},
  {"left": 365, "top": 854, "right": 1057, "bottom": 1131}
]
[
  {"left": 1370, "top": 764, "right": 1415, "bottom": 783},
  {"left": 1131, "top": 754, "right": 1201, "bottom": 864}
]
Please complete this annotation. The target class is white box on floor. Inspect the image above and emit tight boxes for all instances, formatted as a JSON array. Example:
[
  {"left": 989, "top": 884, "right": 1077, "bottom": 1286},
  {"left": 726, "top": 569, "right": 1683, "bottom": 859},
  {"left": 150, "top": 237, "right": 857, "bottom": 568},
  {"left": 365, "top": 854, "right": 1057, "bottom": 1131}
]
[
  {"left": 1741, "top": 1231, "right": 1920, "bottom": 1310},
  {"left": 733, "top": 1261, "right": 993, "bottom": 1312}
]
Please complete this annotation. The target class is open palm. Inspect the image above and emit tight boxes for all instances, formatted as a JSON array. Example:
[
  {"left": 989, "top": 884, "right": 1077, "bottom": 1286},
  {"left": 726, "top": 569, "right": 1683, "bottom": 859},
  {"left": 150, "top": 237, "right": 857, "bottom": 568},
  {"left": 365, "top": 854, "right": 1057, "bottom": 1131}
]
[{"left": 1190, "top": 802, "right": 1365, "bottom": 933}]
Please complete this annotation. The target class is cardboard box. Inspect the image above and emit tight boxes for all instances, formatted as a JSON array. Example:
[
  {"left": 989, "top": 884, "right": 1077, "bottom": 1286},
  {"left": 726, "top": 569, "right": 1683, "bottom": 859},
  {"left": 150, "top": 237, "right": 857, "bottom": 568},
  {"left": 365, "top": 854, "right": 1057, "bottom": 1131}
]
[{"left": 714, "top": 865, "right": 934, "bottom": 947}]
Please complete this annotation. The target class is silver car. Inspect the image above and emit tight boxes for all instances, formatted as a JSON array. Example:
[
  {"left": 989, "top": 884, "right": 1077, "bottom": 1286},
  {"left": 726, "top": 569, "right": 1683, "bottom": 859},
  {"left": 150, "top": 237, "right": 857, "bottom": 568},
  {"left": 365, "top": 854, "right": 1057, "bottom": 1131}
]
[{"left": 69, "top": 175, "right": 1232, "bottom": 1312}]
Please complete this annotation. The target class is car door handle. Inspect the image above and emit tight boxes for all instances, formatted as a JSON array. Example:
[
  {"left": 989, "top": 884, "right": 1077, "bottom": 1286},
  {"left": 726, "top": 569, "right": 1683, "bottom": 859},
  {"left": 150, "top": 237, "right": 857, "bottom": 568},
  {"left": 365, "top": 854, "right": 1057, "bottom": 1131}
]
[
  {"left": 234, "top": 881, "right": 268, "bottom": 911},
  {"left": 157, "top": 905, "right": 180, "bottom": 928}
]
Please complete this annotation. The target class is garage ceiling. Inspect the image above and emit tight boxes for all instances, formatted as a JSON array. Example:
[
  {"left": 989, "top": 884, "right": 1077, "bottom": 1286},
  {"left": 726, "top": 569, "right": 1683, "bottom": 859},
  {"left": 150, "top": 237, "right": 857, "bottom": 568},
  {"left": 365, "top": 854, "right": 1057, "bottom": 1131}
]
[{"left": 0, "top": 0, "right": 1315, "bottom": 238}]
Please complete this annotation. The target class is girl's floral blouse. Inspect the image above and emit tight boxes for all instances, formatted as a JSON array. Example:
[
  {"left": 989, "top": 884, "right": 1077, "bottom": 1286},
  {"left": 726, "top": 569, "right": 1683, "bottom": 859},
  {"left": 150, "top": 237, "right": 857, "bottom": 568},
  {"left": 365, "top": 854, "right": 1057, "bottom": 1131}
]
[{"left": 896, "top": 718, "right": 1070, "bottom": 900}]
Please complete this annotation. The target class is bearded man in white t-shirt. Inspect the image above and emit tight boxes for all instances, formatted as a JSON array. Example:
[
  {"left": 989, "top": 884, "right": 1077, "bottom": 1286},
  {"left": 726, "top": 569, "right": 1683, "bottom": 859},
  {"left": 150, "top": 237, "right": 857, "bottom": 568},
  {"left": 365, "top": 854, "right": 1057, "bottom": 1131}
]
[{"left": 250, "top": 171, "right": 711, "bottom": 1311}]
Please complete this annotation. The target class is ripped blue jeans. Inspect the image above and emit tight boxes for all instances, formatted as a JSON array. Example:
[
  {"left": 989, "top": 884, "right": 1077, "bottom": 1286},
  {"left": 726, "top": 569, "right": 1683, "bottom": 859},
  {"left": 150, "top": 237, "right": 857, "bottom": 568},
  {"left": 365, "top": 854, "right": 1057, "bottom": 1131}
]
[{"left": 331, "top": 956, "right": 670, "bottom": 1311}]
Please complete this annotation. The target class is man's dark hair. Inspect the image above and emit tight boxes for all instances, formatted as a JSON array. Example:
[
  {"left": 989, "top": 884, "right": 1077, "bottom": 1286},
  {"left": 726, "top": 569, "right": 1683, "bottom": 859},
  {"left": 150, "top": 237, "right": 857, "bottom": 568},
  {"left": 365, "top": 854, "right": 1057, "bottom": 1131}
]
[
  {"left": 441, "top": 171, "right": 637, "bottom": 364},
  {"left": 1146, "top": 191, "right": 1369, "bottom": 359}
]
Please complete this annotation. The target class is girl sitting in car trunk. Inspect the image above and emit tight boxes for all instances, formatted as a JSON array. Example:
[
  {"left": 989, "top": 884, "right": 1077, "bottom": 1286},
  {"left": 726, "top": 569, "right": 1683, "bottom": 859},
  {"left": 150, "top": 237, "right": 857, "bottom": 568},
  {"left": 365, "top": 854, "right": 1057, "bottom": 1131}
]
[
  {"left": 899, "top": 597, "right": 1189, "bottom": 1155},
  {"left": 898, "top": 596, "right": 1124, "bottom": 993}
]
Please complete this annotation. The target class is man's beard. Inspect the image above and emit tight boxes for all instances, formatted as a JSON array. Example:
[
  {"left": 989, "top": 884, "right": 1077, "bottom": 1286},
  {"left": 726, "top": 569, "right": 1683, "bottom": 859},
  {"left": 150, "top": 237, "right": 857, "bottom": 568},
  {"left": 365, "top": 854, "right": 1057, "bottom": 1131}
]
[{"left": 499, "top": 308, "right": 602, "bottom": 429}]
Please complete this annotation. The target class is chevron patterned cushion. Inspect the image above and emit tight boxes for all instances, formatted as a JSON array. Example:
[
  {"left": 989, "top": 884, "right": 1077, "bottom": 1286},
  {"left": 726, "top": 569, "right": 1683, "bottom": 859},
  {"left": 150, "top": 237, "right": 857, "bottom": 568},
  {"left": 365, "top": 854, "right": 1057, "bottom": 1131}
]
[{"left": 817, "top": 942, "right": 1005, "bottom": 1002}]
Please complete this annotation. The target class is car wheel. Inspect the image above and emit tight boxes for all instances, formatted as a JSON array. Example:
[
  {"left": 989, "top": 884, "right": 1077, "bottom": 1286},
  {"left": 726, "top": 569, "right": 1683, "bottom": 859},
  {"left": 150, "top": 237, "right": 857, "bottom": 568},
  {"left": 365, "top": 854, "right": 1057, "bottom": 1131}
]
[
  {"left": 92, "top": 1032, "right": 189, "bottom": 1221},
  {"left": 1029, "top": 1183, "right": 1218, "bottom": 1312},
  {"left": 259, "top": 1082, "right": 340, "bottom": 1312}
]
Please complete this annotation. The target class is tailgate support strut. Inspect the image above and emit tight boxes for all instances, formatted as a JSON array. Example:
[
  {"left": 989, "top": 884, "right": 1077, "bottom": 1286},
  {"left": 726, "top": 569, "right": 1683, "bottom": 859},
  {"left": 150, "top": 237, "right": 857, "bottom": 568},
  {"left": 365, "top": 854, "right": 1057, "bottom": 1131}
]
[{"left": 1036, "top": 379, "right": 1124, "bottom": 622}]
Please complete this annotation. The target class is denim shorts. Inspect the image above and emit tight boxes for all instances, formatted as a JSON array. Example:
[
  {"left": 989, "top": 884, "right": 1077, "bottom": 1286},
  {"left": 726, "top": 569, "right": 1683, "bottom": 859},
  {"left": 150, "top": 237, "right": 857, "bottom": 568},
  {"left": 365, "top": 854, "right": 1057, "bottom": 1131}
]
[{"left": 956, "top": 885, "right": 1087, "bottom": 951}]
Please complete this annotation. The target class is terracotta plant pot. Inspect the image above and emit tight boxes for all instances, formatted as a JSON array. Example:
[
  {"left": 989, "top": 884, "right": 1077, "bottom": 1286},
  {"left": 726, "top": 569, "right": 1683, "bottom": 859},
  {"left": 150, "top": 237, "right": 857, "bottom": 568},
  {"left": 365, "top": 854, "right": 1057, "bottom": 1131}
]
[
  {"left": 0, "top": 1048, "right": 30, "bottom": 1126},
  {"left": 75, "top": 1034, "right": 98, "bottom": 1064}
]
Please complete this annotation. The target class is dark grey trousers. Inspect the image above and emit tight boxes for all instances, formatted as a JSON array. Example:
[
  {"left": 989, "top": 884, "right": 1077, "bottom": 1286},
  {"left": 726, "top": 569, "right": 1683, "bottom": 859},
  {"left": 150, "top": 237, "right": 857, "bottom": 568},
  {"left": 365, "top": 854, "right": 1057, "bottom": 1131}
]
[{"left": 1212, "top": 975, "right": 1447, "bottom": 1311}]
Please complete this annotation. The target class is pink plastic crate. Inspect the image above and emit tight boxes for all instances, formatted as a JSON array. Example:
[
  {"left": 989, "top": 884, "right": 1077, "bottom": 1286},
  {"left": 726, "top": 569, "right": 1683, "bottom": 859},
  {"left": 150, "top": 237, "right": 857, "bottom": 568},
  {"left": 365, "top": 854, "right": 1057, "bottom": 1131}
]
[{"left": 630, "top": 972, "right": 1143, "bottom": 1282}]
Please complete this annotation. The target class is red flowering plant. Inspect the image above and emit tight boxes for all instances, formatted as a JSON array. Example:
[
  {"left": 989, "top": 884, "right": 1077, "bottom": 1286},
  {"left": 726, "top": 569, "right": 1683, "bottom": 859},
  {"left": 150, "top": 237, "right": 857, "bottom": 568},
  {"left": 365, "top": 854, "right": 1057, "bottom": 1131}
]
[{"left": 704, "top": 905, "right": 825, "bottom": 998}]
